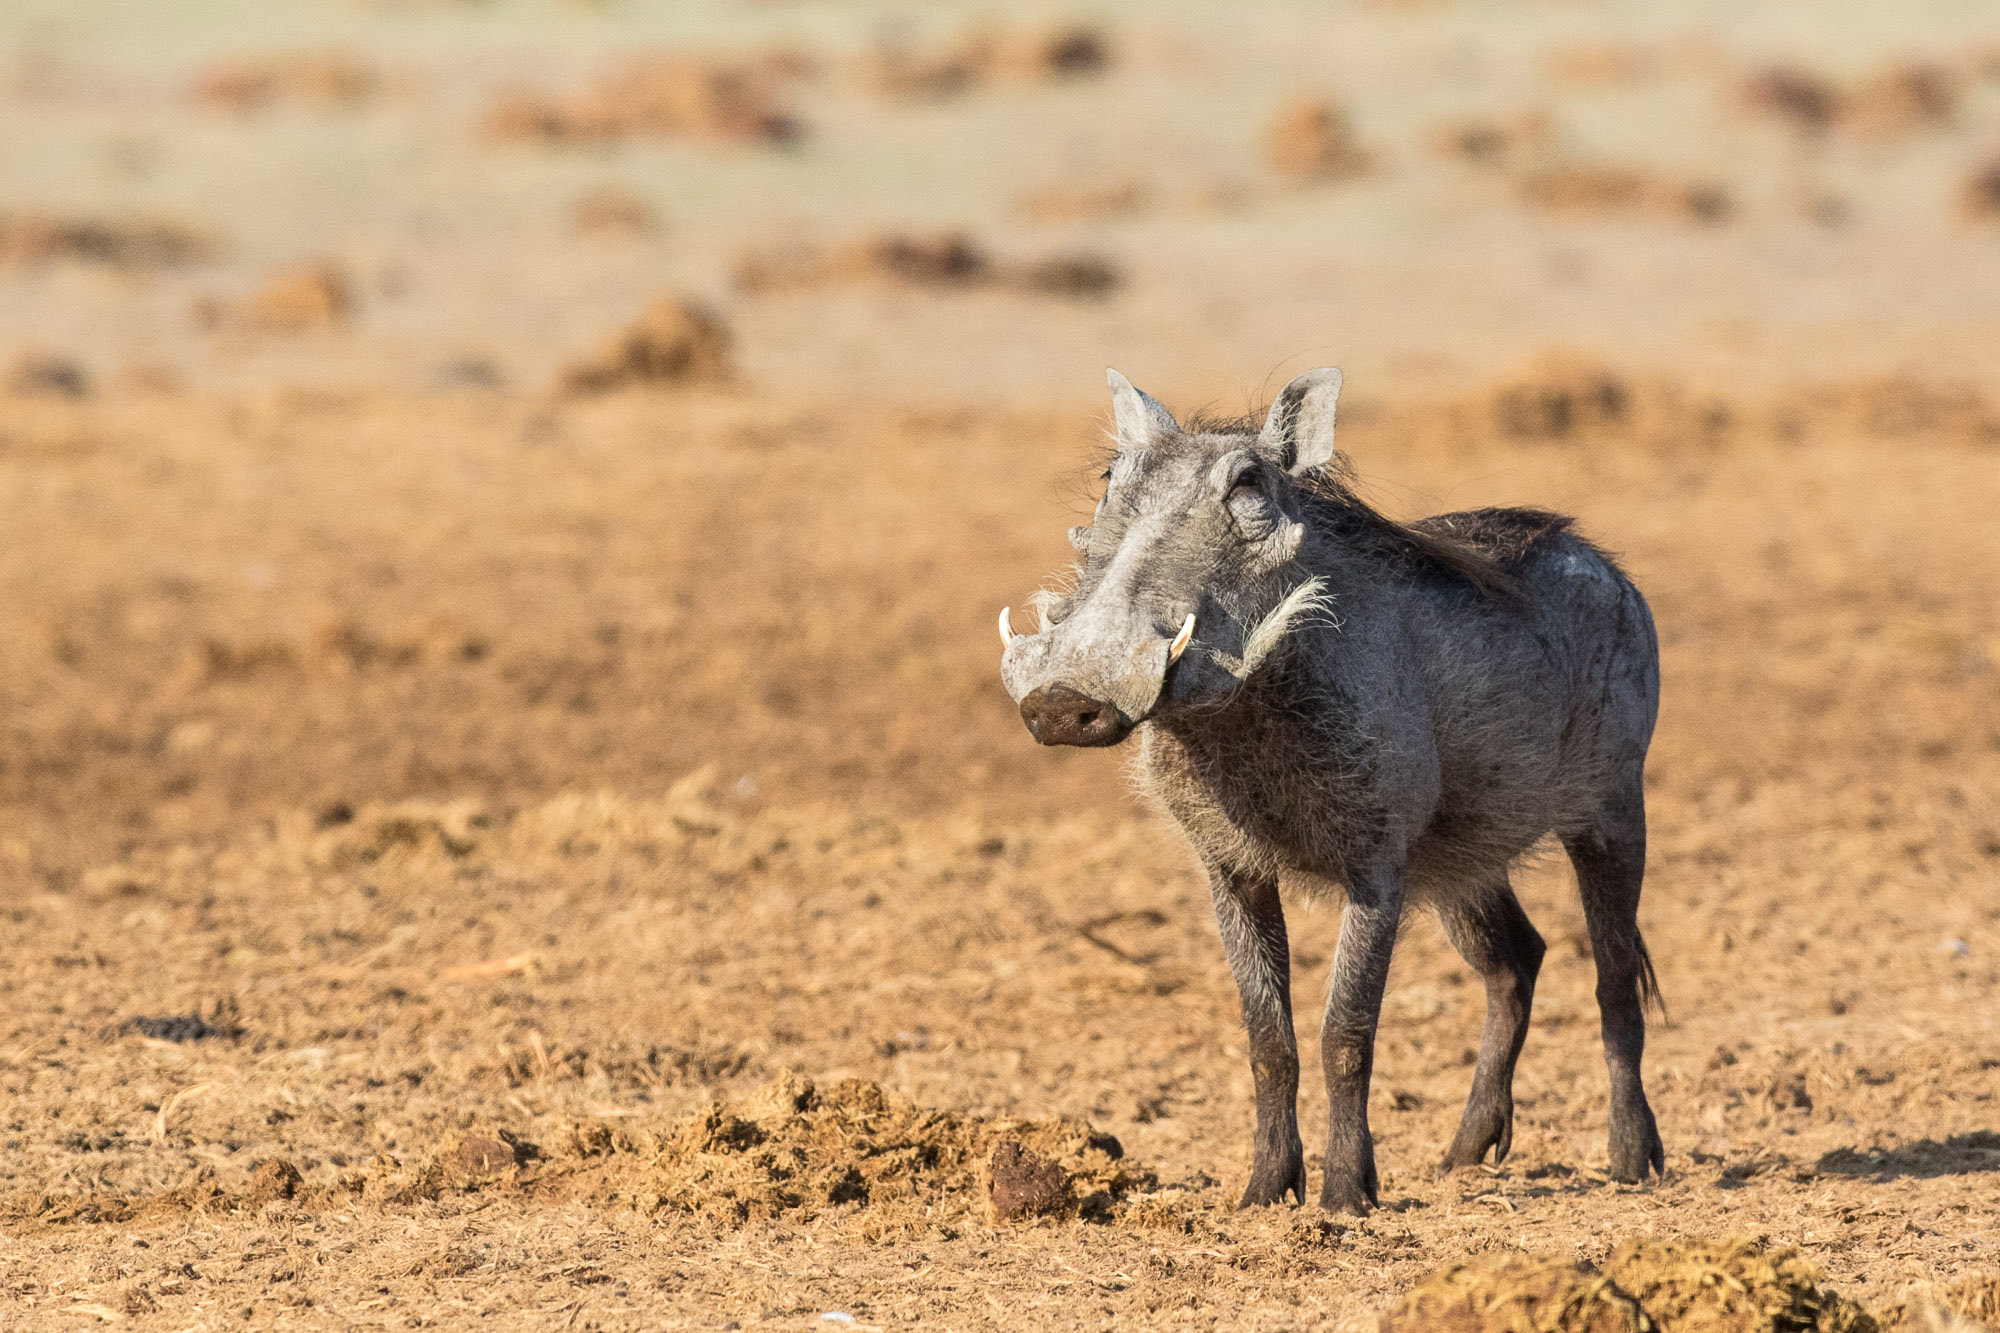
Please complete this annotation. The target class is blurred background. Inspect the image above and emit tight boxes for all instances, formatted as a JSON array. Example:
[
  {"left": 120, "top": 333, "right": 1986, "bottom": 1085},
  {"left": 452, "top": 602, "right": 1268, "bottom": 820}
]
[{"left": 9, "top": 0, "right": 2000, "bottom": 402}]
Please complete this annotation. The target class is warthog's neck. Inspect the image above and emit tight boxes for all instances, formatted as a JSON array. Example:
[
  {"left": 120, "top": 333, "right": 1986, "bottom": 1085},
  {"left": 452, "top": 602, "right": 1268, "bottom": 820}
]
[{"left": 1140, "top": 649, "right": 1383, "bottom": 882}]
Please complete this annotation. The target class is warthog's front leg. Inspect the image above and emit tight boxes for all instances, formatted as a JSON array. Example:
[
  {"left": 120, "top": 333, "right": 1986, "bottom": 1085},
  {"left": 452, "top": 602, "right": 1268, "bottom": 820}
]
[
  {"left": 1207, "top": 863, "right": 1304, "bottom": 1207},
  {"left": 1319, "top": 866, "right": 1405, "bottom": 1214},
  {"left": 1437, "top": 882, "right": 1545, "bottom": 1171}
]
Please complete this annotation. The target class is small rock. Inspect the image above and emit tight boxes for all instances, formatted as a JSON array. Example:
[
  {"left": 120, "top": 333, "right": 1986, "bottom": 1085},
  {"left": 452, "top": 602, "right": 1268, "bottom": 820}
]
[
  {"left": 247, "top": 1157, "right": 303, "bottom": 1203},
  {"left": 454, "top": 1136, "right": 518, "bottom": 1176},
  {"left": 988, "top": 1140, "right": 1069, "bottom": 1219}
]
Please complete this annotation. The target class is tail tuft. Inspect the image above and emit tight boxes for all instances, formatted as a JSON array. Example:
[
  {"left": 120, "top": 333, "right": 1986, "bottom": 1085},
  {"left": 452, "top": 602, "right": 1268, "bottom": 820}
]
[{"left": 1635, "top": 931, "right": 1667, "bottom": 1022}]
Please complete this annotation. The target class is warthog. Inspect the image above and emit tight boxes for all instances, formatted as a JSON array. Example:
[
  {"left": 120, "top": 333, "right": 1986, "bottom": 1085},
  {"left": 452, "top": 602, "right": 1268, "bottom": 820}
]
[{"left": 999, "top": 368, "right": 1663, "bottom": 1213}]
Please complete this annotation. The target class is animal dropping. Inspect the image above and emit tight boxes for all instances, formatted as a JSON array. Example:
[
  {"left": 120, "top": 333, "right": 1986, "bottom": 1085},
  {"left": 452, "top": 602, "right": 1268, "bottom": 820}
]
[{"left": 1001, "top": 367, "right": 1667, "bottom": 1213}]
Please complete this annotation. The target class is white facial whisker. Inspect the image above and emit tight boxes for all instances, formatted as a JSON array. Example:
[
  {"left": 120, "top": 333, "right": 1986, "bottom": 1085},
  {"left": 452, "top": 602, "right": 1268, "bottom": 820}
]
[{"left": 1236, "top": 577, "right": 1335, "bottom": 677}]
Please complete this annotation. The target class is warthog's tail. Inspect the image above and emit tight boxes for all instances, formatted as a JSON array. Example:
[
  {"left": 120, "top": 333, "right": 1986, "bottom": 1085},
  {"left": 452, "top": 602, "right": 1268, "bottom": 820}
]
[{"left": 1635, "top": 930, "right": 1666, "bottom": 1021}]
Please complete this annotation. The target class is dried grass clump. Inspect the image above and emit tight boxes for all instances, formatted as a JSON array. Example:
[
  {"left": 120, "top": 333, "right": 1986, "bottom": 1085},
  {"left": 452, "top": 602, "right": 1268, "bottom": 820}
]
[
  {"left": 558, "top": 297, "right": 733, "bottom": 394},
  {"left": 192, "top": 49, "right": 380, "bottom": 112},
  {"left": 1265, "top": 99, "right": 1373, "bottom": 183},
  {"left": 1521, "top": 165, "right": 1732, "bottom": 223},
  {"left": 1366, "top": 1239, "right": 1881, "bottom": 1333},
  {"left": 1374, "top": 1254, "right": 1647, "bottom": 1332},
  {"left": 0, "top": 214, "right": 216, "bottom": 269},
  {"left": 734, "top": 230, "right": 1121, "bottom": 301},
  {"left": 485, "top": 52, "right": 807, "bottom": 146},
  {"left": 1606, "top": 1237, "right": 1879, "bottom": 1332}
]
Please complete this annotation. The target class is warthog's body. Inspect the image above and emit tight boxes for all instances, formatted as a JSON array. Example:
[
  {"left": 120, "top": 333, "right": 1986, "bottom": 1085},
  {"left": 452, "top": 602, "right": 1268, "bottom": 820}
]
[{"left": 999, "top": 369, "right": 1662, "bottom": 1213}]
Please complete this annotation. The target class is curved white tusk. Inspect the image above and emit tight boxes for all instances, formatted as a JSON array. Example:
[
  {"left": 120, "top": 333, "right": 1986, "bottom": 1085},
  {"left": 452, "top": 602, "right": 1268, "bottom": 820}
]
[
  {"left": 998, "top": 606, "right": 1016, "bottom": 647},
  {"left": 1167, "top": 612, "right": 1196, "bottom": 665}
]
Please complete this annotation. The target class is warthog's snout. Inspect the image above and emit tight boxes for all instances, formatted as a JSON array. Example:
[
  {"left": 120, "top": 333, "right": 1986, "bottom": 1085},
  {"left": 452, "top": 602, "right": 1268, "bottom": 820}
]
[{"left": 1017, "top": 683, "right": 1132, "bottom": 747}]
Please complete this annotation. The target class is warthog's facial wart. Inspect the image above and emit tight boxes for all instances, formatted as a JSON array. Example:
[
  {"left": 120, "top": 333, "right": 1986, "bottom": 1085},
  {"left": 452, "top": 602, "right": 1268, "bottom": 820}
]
[{"left": 999, "top": 366, "right": 1344, "bottom": 746}]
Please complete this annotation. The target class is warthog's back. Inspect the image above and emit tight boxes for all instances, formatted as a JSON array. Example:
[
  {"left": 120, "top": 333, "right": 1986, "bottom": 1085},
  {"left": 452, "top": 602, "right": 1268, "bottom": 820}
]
[{"left": 1394, "top": 506, "right": 1660, "bottom": 895}]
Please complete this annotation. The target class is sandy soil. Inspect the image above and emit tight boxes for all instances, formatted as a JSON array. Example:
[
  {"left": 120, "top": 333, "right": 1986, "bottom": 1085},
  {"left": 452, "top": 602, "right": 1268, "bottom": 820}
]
[{"left": 3, "top": 1, "right": 1999, "bottom": 1329}]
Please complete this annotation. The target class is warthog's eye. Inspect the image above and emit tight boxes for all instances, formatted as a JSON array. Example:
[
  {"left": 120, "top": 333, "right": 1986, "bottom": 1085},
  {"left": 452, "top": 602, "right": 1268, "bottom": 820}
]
[{"left": 1225, "top": 464, "right": 1275, "bottom": 536}]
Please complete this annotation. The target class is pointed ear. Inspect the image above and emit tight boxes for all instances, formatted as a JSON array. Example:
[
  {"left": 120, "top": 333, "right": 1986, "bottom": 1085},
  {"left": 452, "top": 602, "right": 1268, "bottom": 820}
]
[
  {"left": 1107, "top": 368, "right": 1178, "bottom": 449},
  {"left": 1261, "top": 367, "right": 1343, "bottom": 474}
]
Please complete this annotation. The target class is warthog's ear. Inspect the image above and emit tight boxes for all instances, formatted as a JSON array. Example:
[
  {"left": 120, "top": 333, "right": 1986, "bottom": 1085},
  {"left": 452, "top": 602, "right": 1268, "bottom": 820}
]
[
  {"left": 1261, "top": 367, "right": 1343, "bottom": 474},
  {"left": 1107, "top": 368, "right": 1178, "bottom": 450}
]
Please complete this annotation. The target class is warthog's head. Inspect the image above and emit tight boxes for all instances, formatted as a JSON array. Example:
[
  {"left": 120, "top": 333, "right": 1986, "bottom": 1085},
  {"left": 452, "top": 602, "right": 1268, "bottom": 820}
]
[{"left": 999, "top": 367, "right": 1343, "bottom": 746}]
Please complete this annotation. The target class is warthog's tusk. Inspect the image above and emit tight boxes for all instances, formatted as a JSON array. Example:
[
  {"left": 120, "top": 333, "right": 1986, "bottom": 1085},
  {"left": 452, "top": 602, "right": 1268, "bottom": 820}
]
[
  {"left": 1167, "top": 612, "right": 1196, "bottom": 665},
  {"left": 998, "top": 606, "right": 1016, "bottom": 647}
]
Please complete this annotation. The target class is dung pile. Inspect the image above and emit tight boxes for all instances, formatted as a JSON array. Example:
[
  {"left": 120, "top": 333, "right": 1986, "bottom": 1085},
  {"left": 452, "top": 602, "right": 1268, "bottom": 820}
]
[
  {"left": 1369, "top": 1238, "right": 1880, "bottom": 1332},
  {"left": 606, "top": 1072, "right": 1155, "bottom": 1229}
]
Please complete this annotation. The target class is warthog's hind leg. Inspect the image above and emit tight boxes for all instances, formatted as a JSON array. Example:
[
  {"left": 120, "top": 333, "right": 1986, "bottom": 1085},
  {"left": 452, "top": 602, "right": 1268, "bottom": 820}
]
[{"left": 1563, "top": 775, "right": 1665, "bottom": 1182}]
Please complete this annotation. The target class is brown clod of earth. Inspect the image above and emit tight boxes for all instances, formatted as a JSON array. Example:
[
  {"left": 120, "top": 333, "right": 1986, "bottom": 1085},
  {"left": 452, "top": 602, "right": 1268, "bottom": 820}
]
[
  {"left": 1013, "top": 175, "right": 1152, "bottom": 224},
  {"left": 620, "top": 1072, "right": 1151, "bottom": 1230},
  {"left": 1961, "top": 160, "right": 2000, "bottom": 221},
  {"left": 0, "top": 214, "right": 216, "bottom": 269},
  {"left": 1011, "top": 253, "right": 1123, "bottom": 299},
  {"left": 1740, "top": 61, "right": 1957, "bottom": 141},
  {"left": 1430, "top": 111, "right": 1552, "bottom": 167},
  {"left": 557, "top": 297, "right": 733, "bottom": 393},
  {"left": 1485, "top": 353, "right": 1632, "bottom": 440},
  {"left": 5, "top": 351, "right": 90, "bottom": 399},
  {"left": 1521, "top": 165, "right": 1733, "bottom": 223},
  {"left": 244, "top": 263, "right": 353, "bottom": 332},
  {"left": 1265, "top": 99, "right": 1372, "bottom": 182},
  {"left": 1606, "top": 1237, "right": 1880, "bottom": 1333},
  {"left": 246, "top": 1158, "right": 302, "bottom": 1203},
  {"left": 735, "top": 231, "right": 1118, "bottom": 301},
  {"left": 454, "top": 1136, "right": 518, "bottom": 1177},
  {"left": 859, "top": 24, "right": 1109, "bottom": 101},
  {"left": 571, "top": 186, "right": 657, "bottom": 237},
  {"left": 1741, "top": 65, "right": 1842, "bottom": 133},
  {"left": 987, "top": 1140, "right": 1071, "bottom": 1220},
  {"left": 484, "top": 53, "right": 805, "bottom": 146},
  {"left": 193, "top": 49, "right": 380, "bottom": 113},
  {"left": 1839, "top": 62, "right": 1957, "bottom": 140}
]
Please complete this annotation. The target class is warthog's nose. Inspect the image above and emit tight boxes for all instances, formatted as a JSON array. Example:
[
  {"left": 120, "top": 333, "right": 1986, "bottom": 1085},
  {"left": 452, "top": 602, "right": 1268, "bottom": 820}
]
[{"left": 1018, "top": 684, "right": 1132, "bottom": 747}]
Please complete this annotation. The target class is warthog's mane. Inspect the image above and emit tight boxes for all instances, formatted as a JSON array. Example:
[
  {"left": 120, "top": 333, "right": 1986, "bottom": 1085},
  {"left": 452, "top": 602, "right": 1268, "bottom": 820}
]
[{"left": 1183, "top": 409, "right": 1563, "bottom": 606}]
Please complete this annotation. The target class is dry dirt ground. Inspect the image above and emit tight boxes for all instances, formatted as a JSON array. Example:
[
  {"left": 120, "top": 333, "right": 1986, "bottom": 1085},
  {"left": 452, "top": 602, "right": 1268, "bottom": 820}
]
[
  {"left": 2, "top": 379, "right": 1997, "bottom": 1328},
  {"left": 5, "top": 0, "right": 2000, "bottom": 1328}
]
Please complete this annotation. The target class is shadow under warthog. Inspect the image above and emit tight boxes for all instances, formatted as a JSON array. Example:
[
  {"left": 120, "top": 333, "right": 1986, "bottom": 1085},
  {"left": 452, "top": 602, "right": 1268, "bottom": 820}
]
[{"left": 1816, "top": 1131, "right": 2000, "bottom": 1181}]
